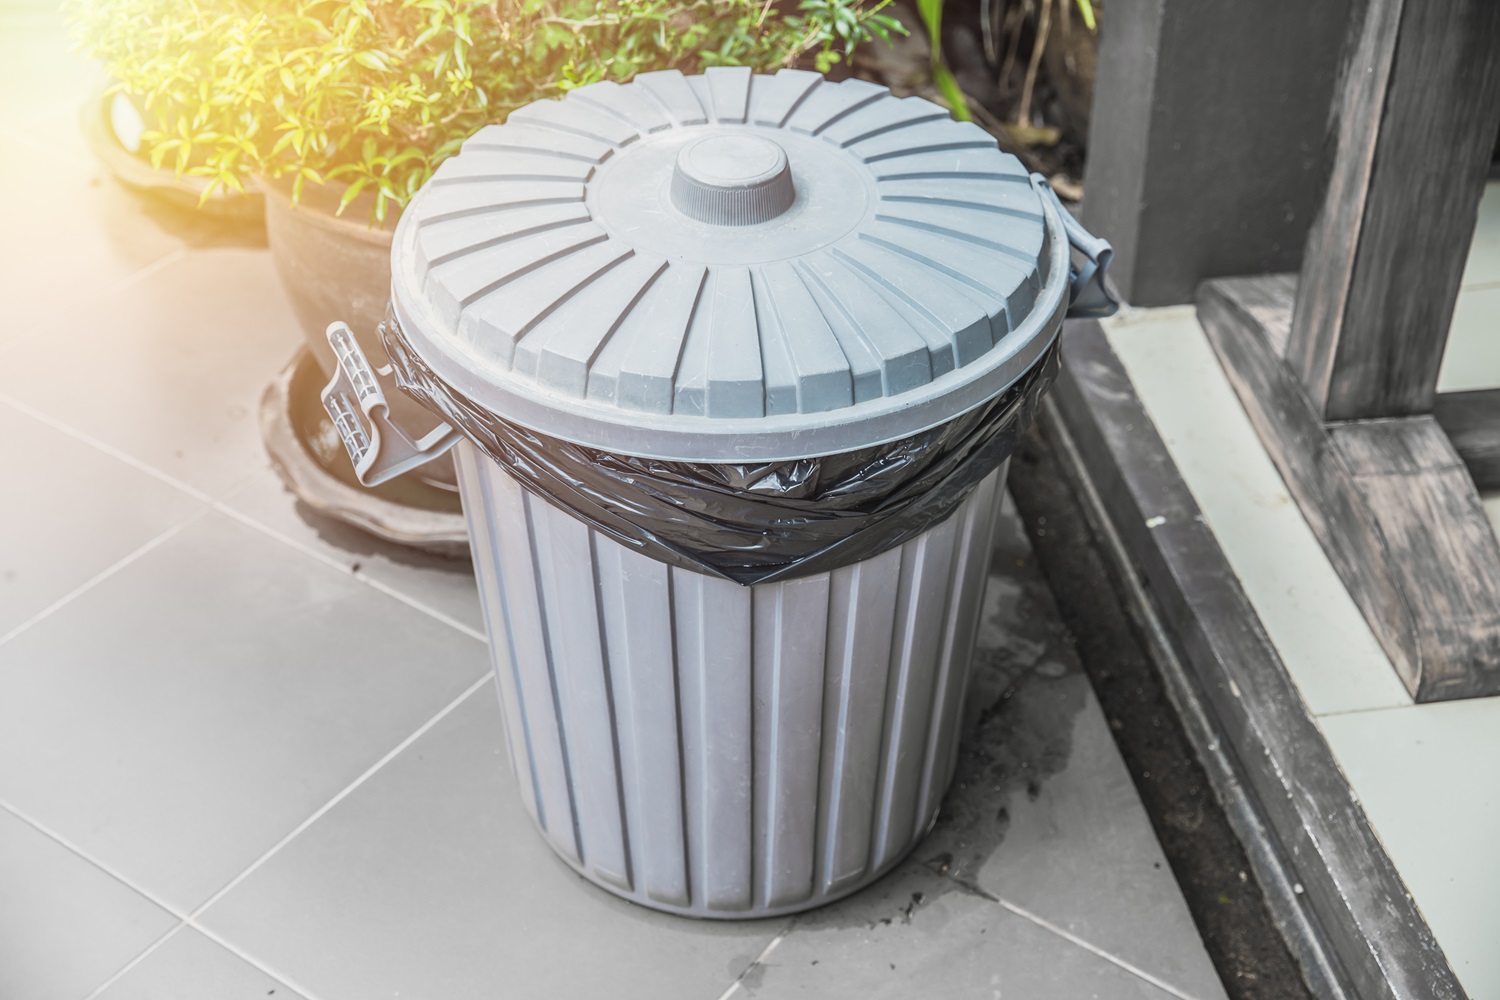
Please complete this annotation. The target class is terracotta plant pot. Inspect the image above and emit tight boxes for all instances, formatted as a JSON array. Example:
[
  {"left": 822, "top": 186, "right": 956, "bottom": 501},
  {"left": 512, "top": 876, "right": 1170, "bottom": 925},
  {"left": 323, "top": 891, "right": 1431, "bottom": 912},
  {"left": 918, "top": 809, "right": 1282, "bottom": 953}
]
[
  {"left": 261, "top": 180, "right": 396, "bottom": 375},
  {"left": 82, "top": 82, "right": 265, "bottom": 226}
]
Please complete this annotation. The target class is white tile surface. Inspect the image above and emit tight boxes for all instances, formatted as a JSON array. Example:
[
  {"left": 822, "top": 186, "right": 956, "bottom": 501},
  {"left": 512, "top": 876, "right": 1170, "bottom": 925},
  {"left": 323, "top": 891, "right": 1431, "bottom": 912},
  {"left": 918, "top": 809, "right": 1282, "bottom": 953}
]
[
  {"left": 1460, "top": 181, "right": 1500, "bottom": 290},
  {"left": 0, "top": 400, "right": 203, "bottom": 638},
  {"left": 968, "top": 687, "right": 1229, "bottom": 1000},
  {"left": 759, "top": 888, "right": 1192, "bottom": 1000},
  {"left": 1103, "top": 308, "right": 1412, "bottom": 715},
  {"left": 200, "top": 685, "right": 788, "bottom": 1000},
  {"left": 0, "top": 511, "right": 490, "bottom": 913},
  {"left": 0, "top": 153, "right": 186, "bottom": 347},
  {"left": 95, "top": 927, "right": 308, "bottom": 1000},
  {"left": 221, "top": 463, "right": 483, "bottom": 633},
  {"left": 1440, "top": 182, "right": 1500, "bottom": 392},
  {"left": 0, "top": 249, "right": 303, "bottom": 498},
  {"left": 1320, "top": 700, "right": 1500, "bottom": 1000},
  {"left": 193, "top": 496, "right": 1230, "bottom": 1000},
  {"left": 1437, "top": 285, "right": 1500, "bottom": 393},
  {"left": 966, "top": 538, "right": 1228, "bottom": 1000},
  {"left": 0, "top": 808, "right": 176, "bottom": 1000}
]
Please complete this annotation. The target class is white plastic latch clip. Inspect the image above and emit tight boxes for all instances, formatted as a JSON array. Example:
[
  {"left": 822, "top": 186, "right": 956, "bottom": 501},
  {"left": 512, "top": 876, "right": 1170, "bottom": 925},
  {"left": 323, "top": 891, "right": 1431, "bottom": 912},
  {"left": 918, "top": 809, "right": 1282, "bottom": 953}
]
[{"left": 319, "top": 322, "right": 461, "bottom": 487}]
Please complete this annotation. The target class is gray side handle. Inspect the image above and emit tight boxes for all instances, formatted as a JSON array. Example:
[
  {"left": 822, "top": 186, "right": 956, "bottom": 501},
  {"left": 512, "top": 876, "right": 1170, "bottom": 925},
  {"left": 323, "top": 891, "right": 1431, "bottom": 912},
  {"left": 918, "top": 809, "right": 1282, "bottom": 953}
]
[
  {"left": 319, "top": 322, "right": 461, "bottom": 487},
  {"left": 1032, "top": 174, "right": 1119, "bottom": 319}
]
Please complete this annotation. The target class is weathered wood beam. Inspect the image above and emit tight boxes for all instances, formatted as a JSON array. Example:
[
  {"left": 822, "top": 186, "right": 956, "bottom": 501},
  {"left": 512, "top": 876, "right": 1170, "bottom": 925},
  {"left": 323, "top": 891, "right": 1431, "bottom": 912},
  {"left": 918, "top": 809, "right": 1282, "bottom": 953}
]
[
  {"left": 1201, "top": 275, "right": 1500, "bottom": 701},
  {"left": 1286, "top": 0, "right": 1500, "bottom": 421},
  {"left": 1435, "top": 389, "right": 1500, "bottom": 491}
]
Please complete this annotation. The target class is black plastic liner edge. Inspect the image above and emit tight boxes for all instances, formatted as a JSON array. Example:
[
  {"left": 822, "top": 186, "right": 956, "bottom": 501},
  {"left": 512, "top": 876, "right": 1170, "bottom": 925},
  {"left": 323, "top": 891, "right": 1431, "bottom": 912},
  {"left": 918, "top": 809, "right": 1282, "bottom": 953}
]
[{"left": 381, "top": 308, "right": 1059, "bottom": 585}]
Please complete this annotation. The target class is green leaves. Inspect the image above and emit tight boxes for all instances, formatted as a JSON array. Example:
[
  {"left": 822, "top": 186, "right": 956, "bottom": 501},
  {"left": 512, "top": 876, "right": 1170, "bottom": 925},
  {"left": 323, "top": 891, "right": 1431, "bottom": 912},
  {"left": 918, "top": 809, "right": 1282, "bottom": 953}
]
[
  {"left": 914, "top": 0, "right": 969, "bottom": 121},
  {"left": 66, "top": 0, "right": 900, "bottom": 223},
  {"left": 790, "top": 0, "right": 905, "bottom": 73},
  {"left": 353, "top": 50, "right": 391, "bottom": 71},
  {"left": 1075, "top": 0, "right": 1097, "bottom": 31}
]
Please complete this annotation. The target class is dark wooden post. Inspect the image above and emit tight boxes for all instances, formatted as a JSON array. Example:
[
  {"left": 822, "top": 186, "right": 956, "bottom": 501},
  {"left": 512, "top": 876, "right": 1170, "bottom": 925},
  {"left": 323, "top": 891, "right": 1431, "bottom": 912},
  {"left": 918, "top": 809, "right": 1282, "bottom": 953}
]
[
  {"left": 1197, "top": 0, "right": 1500, "bottom": 701},
  {"left": 1287, "top": 0, "right": 1500, "bottom": 420},
  {"left": 1080, "top": 0, "right": 1351, "bottom": 306}
]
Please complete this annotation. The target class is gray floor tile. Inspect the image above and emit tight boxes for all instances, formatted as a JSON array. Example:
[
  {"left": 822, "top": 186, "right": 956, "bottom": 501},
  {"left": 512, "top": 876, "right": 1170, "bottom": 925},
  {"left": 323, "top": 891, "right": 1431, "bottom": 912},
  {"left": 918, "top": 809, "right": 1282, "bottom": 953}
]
[
  {"left": 6, "top": 90, "right": 99, "bottom": 170},
  {"left": 755, "top": 879, "right": 1186, "bottom": 1000},
  {"left": 744, "top": 499, "right": 1226, "bottom": 1000},
  {"left": 222, "top": 464, "right": 483, "bottom": 633},
  {"left": 0, "top": 249, "right": 303, "bottom": 497},
  {"left": 196, "top": 498, "right": 1225, "bottom": 1000},
  {"left": 0, "top": 511, "right": 489, "bottom": 913},
  {"left": 1321, "top": 700, "right": 1500, "bottom": 1000},
  {"left": 0, "top": 151, "right": 184, "bottom": 347},
  {"left": 0, "top": 401, "right": 203, "bottom": 638},
  {"left": 0, "top": 808, "right": 176, "bottom": 1000},
  {"left": 964, "top": 673, "right": 1228, "bottom": 1000},
  {"left": 0, "top": 6, "right": 96, "bottom": 127},
  {"left": 959, "top": 511, "right": 1229, "bottom": 1000},
  {"left": 0, "top": 13, "right": 100, "bottom": 167},
  {"left": 95, "top": 927, "right": 308, "bottom": 1000},
  {"left": 200, "top": 685, "right": 785, "bottom": 1000}
]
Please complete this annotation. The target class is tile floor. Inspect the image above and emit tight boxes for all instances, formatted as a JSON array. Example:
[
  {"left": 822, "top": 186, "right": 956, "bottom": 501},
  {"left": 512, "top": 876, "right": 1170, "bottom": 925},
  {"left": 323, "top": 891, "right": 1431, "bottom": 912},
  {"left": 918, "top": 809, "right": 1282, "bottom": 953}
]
[
  {"left": 1103, "top": 181, "right": 1500, "bottom": 999},
  {"left": 0, "top": 4, "right": 1228, "bottom": 999}
]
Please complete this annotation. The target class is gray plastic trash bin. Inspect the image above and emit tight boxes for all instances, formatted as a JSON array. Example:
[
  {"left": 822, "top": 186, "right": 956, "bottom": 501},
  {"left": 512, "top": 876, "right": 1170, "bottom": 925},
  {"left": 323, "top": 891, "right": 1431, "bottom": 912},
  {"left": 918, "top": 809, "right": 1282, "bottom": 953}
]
[{"left": 322, "top": 67, "right": 1115, "bottom": 918}]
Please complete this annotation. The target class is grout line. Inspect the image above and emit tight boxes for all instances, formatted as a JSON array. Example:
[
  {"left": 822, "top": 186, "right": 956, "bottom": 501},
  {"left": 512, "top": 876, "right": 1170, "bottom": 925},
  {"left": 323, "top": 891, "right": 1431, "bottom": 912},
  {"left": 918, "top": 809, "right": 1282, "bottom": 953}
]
[
  {"left": 4, "top": 674, "right": 491, "bottom": 998},
  {"left": 210, "top": 502, "right": 489, "bottom": 644},
  {"left": 81, "top": 923, "right": 188, "bottom": 1000},
  {"left": 183, "top": 671, "right": 493, "bottom": 920},
  {"left": 0, "top": 247, "right": 191, "bottom": 359},
  {"left": 3, "top": 646, "right": 490, "bottom": 1000},
  {"left": 0, "top": 798, "right": 190, "bottom": 920},
  {"left": 0, "top": 510, "right": 208, "bottom": 649},
  {"left": 0, "top": 390, "right": 213, "bottom": 504},
  {"left": 0, "top": 394, "right": 484, "bottom": 646},
  {"left": 186, "top": 923, "right": 329, "bottom": 1000},
  {"left": 995, "top": 898, "right": 1202, "bottom": 1000},
  {"left": 1315, "top": 700, "right": 1433, "bottom": 721},
  {"left": 714, "top": 929, "right": 790, "bottom": 1000},
  {"left": 0, "top": 801, "right": 250, "bottom": 1000}
]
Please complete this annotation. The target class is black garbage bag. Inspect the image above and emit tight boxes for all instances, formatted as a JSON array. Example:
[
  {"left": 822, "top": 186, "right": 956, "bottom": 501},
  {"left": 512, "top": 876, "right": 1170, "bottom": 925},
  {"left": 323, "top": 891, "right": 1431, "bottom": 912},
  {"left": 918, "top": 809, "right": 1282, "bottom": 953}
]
[{"left": 382, "top": 308, "right": 1056, "bottom": 585}]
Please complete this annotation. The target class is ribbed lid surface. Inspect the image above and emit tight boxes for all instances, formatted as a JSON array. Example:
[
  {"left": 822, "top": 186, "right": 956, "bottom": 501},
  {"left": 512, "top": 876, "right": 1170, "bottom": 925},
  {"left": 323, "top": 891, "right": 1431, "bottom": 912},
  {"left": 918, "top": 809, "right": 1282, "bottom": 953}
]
[{"left": 390, "top": 67, "right": 1067, "bottom": 461}]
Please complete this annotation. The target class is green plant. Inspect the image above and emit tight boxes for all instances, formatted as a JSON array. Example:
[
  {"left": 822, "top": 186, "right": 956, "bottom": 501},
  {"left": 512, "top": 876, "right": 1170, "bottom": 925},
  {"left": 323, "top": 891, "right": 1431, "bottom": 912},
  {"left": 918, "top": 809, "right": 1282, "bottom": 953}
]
[
  {"left": 67, "top": 0, "right": 903, "bottom": 222},
  {"left": 914, "top": 0, "right": 967, "bottom": 121},
  {"left": 917, "top": 0, "right": 1096, "bottom": 124}
]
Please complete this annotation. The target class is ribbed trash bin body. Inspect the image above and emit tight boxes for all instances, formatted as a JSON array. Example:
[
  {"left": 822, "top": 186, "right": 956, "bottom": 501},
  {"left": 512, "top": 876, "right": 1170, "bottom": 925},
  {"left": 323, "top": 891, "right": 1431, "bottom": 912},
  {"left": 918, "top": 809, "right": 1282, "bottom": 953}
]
[
  {"left": 454, "top": 441, "right": 1003, "bottom": 917},
  {"left": 321, "top": 67, "right": 1115, "bottom": 919}
]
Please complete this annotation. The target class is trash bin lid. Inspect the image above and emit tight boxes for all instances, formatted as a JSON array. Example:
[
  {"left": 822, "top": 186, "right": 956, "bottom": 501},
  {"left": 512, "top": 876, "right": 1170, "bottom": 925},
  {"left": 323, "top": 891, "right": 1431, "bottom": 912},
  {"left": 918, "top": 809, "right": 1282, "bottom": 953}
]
[{"left": 389, "top": 67, "right": 1071, "bottom": 462}]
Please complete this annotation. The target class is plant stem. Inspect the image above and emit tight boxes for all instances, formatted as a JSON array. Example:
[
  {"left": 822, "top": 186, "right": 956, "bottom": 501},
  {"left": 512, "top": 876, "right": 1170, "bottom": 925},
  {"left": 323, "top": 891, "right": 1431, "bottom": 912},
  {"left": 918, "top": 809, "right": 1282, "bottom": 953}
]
[
  {"left": 1015, "top": 0, "right": 1050, "bottom": 127},
  {"left": 998, "top": 1, "right": 1024, "bottom": 92}
]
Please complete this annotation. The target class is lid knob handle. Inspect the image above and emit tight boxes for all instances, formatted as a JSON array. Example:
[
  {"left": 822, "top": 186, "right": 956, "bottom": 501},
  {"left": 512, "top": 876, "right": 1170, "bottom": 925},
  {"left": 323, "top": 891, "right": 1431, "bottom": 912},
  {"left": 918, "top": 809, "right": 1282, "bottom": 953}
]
[{"left": 670, "top": 134, "right": 796, "bottom": 226}]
